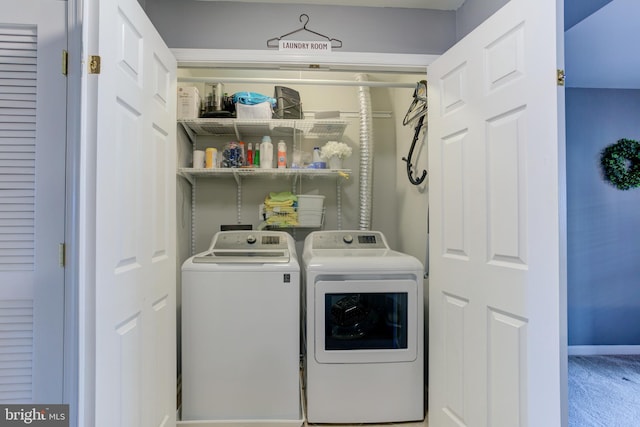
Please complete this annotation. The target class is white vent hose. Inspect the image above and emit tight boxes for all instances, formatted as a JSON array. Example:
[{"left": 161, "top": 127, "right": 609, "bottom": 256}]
[{"left": 356, "top": 74, "right": 374, "bottom": 230}]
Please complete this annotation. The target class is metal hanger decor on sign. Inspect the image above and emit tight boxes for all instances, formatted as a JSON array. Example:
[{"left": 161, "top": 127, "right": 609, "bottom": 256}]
[
  {"left": 267, "top": 14, "right": 343, "bottom": 48},
  {"left": 402, "top": 80, "right": 428, "bottom": 186}
]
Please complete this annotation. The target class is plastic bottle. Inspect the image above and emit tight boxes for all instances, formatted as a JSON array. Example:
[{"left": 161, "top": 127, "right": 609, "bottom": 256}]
[
  {"left": 254, "top": 143, "right": 260, "bottom": 167},
  {"left": 247, "top": 143, "right": 253, "bottom": 166},
  {"left": 205, "top": 147, "right": 217, "bottom": 168},
  {"left": 277, "top": 140, "right": 287, "bottom": 168},
  {"left": 238, "top": 141, "right": 245, "bottom": 166},
  {"left": 313, "top": 146, "right": 322, "bottom": 163},
  {"left": 260, "top": 135, "right": 273, "bottom": 169}
]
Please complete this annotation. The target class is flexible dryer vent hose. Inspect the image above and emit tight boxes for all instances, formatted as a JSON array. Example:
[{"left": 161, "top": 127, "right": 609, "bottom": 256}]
[{"left": 356, "top": 74, "right": 374, "bottom": 231}]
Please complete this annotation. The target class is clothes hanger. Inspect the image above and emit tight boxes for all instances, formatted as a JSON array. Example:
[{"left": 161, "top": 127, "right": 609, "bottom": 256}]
[
  {"left": 267, "top": 14, "right": 343, "bottom": 49},
  {"left": 402, "top": 80, "right": 428, "bottom": 186}
]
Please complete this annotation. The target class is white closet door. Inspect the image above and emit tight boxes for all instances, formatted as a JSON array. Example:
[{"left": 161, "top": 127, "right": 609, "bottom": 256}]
[
  {"left": 88, "top": 0, "right": 177, "bottom": 424},
  {"left": 428, "top": 0, "right": 565, "bottom": 425},
  {"left": 0, "top": 0, "right": 66, "bottom": 403}
]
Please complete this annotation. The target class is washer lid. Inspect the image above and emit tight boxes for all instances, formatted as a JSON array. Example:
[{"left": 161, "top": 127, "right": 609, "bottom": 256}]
[{"left": 193, "top": 248, "right": 290, "bottom": 264}]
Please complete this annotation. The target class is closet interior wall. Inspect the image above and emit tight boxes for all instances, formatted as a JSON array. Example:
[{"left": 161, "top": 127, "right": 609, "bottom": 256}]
[
  {"left": 176, "top": 67, "right": 423, "bottom": 249},
  {"left": 174, "top": 65, "right": 429, "bottom": 378}
]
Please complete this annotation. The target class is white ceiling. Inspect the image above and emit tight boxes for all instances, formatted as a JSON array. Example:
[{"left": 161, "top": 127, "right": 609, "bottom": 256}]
[
  {"left": 565, "top": 0, "right": 639, "bottom": 89},
  {"left": 197, "top": 0, "right": 466, "bottom": 10}
]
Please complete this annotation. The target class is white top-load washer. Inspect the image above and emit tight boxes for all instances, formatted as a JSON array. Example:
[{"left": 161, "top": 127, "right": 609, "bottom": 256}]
[
  {"left": 181, "top": 231, "right": 302, "bottom": 424},
  {"left": 302, "top": 230, "right": 424, "bottom": 424}
]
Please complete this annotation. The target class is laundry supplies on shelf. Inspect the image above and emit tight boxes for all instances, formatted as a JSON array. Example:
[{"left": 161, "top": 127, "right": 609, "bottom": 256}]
[
  {"left": 233, "top": 92, "right": 277, "bottom": 119},
  {"left": 260, "top": 135, "right": 274, "bottom": 169},
  {"left": 260, "top": 191, "right": 298, "bottom": 228},
  {"left": 221, "top": 142, "right": 243, "bottom": 168},
  {"left": 277, "top": 140, "right": 287, "bottom": 168}
]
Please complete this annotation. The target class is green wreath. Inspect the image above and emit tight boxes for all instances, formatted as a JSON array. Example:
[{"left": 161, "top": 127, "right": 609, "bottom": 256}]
[{"left": 600, "top": 138, "right": 640, "bottom": 190}]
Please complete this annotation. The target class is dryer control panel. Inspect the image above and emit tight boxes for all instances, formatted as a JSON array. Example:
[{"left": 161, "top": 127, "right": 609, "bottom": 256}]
[{"left": 310, "top": 231, "right": 388, "bottom": 250}]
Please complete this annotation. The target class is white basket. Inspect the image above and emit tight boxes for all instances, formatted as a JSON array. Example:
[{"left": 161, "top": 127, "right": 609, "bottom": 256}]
[
  {"left": 236, "top": 102, "right": 273, "bottom": 119},
  {"left": 298, "top": 210, "right": 324, "bottom": 227},
  {"left": 297, "top": 194, "right": 325, "bottom": 211}
]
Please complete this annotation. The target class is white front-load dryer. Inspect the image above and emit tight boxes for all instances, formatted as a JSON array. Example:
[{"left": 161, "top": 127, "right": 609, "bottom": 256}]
[
  {"left": 181, "top": 231, "right": 301, "bottom": 424},
  {"left": 302, "top": 230, "right": 424, "bottom": 424}
]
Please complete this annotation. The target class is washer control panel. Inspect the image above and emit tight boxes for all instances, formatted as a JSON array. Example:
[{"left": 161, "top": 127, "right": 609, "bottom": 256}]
[
  {"left": 311, "top": 231, "right": 388, "bottom": 250},
  {"left": 212, "top": 231, "right": 288, "bottom": 250}
]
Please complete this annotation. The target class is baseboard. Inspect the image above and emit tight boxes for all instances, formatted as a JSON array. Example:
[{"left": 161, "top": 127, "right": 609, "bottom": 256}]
[{"left": 568, "top": 345, "right": 640, "bottom": 356}]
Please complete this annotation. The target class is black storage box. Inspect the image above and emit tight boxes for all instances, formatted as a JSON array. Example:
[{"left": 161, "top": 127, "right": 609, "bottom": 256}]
[{"left": 273, "top": 86, "right": 303, "bottom": 119}]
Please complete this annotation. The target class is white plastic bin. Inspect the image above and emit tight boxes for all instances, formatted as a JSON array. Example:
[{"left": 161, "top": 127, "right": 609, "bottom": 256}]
[
  {"left": 297, "top": 195, "right": 325, "bottom": 211},
  {"left": 236, "top": 101, "right": 273, "bottom": 119},
  {"left": 298, "top": 209, "right": 324, "bottom": 227}
]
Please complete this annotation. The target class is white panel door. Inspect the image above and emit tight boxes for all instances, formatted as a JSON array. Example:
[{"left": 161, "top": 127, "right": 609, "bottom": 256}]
[
  {"left": 91, "top": 0, "right": 177, "bottom": 425},
  {"left": 0, "top": 0, "right": 66, "bottom": 403},
  {"left": 428, "top": 0, "right": 565, "bottom": 426}
]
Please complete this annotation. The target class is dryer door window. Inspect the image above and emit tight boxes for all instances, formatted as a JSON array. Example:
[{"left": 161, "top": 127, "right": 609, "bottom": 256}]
[
  {"left": 324, "top": 292, "right": 408, "bottom": 351},
  {"left": 314, "top": 279, "right": 418, "bottom": 364}
]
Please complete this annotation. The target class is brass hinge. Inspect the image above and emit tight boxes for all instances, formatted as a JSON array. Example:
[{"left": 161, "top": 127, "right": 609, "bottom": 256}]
[
  {"left": 89, "top": 55, "right": 101, "bottom": 74},
  {"left": 557, "top": 69, "right": 566, "bottom": 86},
  {"left": 59, "top": 243, "right": 66, "bottom": 268},
  {"left": 62, "top": 50, "right": 68, "bottom": 76}
]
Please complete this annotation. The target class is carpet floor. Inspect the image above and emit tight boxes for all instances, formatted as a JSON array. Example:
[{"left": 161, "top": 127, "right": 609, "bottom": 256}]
[{"left": 569, "top": 355, "right": 640, "bottom": 427}]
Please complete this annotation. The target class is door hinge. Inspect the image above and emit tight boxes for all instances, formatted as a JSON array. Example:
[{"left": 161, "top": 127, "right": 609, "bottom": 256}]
[
  {"left": 62, "top": 50, "right": 68, "bottom": 76},
  {"left": 557, "top": 69, "right": 566, "bottom": 86},
  {"left": 89, "top": 55, "right": 101, "bottom": 74},
  {"left": 59, "top": 243, "right": 66, "bottom": 268}
]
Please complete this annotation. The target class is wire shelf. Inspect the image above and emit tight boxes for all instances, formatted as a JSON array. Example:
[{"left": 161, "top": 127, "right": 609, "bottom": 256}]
[{"left": 179, "top": 118, "right": 349, "bottom": 139}]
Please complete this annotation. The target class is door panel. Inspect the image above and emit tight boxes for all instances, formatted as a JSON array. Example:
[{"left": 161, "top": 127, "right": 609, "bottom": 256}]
[
  {"left": 0, "top": 0, "right": 66, "bottom": 403},
  {"left": 428, "top": 0, "right": 564, "bottom": 425},
  {"left": 93, "top": 0, "right": 176, "bottom": 425}
]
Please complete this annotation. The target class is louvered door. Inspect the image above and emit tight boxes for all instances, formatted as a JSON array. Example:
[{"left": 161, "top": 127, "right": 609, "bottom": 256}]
[{"left": 0, "top": 0, "right": 67, "bottom": 403}]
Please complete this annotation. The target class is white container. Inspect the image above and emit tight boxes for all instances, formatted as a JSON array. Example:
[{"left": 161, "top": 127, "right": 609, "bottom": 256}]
[
  {"left": 297, "top": 194, "right": 325, "bottom": 211},
  {"left": 193, "top": 150, "right": 205, "bottom": 169},
  {"left": 177, "top": 86, "right": 201, "bottom": 120},
  {"left": 298, "top": 210, "right": 324, "bottom": 227},
  {"left": 236, "top": 101, "right": 273, "bottom": 119},
  {"left": 260, "top": 136, "right": 273, "bottom": 169},
  {"left": 312, "top": 147, "right": 322, "bottom": 163}
]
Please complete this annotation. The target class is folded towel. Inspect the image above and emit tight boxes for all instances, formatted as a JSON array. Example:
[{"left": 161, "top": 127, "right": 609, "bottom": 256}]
[
  {"left": 267, "top": 191, "right": 298, "bottom": 203},
  {"left": 266, "top": 213, "right": 298, "bottom": 226},
  {"left": 265, "top": 205, "right": 296, "bottom": 214}
]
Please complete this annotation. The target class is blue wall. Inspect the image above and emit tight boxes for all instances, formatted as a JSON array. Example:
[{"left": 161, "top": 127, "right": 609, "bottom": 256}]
[
  {"left": 564, "top": 0, "right": 613, "bottom": 30},
  {"left": 566, "top": 88, "right": 640, "bottom": 346}
]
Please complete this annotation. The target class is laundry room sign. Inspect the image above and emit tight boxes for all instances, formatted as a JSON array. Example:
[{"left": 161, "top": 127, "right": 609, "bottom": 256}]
[{"left": 278, "top": 40, "right": 332, "bottom": 53}]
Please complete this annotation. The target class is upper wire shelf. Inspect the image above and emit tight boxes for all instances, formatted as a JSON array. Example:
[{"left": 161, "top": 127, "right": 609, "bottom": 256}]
[{"left": 179, "top": 118, "right": 349, "bottom": 140}]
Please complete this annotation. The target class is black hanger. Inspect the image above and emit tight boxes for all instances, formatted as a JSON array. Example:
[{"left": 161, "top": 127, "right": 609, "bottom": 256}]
[
  {"left": 402, "top": 81, "right": 428, "bottom": 186},
  {"left": 267, "top": 14, "right": 342, "bottom": 49}
]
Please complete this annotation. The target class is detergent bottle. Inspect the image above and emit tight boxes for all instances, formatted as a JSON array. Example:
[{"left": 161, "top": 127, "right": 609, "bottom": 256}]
[
  {"left": 277, "top": 140, "right": 287, "bottom": 168},
  {"left": 260, "top": 135, "right": 273, "bottom": 169}
]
